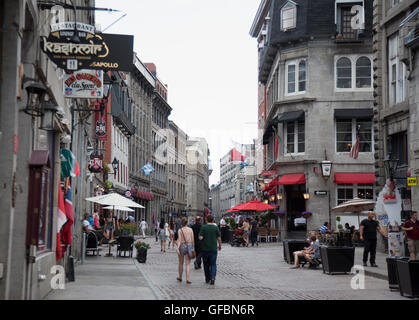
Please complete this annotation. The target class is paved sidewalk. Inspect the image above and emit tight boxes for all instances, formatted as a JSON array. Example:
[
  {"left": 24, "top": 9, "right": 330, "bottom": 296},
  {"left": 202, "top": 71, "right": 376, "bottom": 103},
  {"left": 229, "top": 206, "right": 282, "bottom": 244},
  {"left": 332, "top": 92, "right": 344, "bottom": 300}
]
[
  {"left": 44, "top": 240, "right": 157, "bottom": 300},
  {"left": 353, "top": 246, "right": 389, "bottom": 280}
]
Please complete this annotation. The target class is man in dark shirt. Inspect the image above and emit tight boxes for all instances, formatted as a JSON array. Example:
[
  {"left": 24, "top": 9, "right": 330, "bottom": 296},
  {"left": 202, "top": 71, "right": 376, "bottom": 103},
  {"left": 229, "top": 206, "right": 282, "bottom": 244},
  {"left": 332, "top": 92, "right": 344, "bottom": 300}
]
[
  {"left": 360, "top": 211, "right": 388, "bottom": 267},
  {"left": 250, "top": 216, "right": 259, "bottom": 246},
  {"left": 199, "top": 215, "right": 221, "bottom": 285},
  {"left": 192, "top": 216, "right": 203, "bottom": 269},
  {"left": 402, "top": 211, "right": 419, "bottom": 260}
]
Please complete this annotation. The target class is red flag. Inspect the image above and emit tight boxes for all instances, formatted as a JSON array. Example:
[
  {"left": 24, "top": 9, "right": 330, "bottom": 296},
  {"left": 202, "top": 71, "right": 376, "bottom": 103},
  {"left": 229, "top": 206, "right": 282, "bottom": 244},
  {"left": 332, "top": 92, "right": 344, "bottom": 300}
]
[
  {"left": 56, "top": 185, "right": 67, "bottom": 261},
  {"left": 274, "top": 136, "right": 279, "bottom": 159},
  {"left": 62, "top": 186, "right": 74, "bottom": 253},
  {"left": 230, "top": 148, "right": 245, "bottom": 162}
]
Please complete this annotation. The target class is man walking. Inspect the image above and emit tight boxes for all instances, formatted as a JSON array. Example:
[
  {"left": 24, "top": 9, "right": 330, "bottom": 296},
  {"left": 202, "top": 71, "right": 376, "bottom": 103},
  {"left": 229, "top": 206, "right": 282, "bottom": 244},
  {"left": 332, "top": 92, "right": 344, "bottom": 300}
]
[
  {"left": 402, "top": 211, "right": 419, "bottom": 260},
  {"left": 219, "top": 215, "right": 227, "bottom": 242},
  {"left": 199, "top": 215, "right": 222, "bottom": 285},
  {"left": 250, "top": 216, "right": 259, "bottom": 246},
  {"left": 140, "top": 218, "right": 148, "bottom": 239},
  {"left": 155, "top": 217, "right": 160, "bottom": 242},
  {"left": 192, "top": 216, "right": 203, "bottom": 269},
  {"left": 360, "top": 211, "right": 388, "bottom": 267}
]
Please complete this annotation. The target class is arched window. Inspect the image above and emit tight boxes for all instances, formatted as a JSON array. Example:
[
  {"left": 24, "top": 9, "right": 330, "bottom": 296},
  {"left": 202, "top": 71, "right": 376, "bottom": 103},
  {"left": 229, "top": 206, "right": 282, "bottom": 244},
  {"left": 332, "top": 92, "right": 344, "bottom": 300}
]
[
  {"left": 356, "top": 56, "right": 371, "bottom": 88},
  {"left": 336, "top": 57, "right": 352, "bottom": 88}
]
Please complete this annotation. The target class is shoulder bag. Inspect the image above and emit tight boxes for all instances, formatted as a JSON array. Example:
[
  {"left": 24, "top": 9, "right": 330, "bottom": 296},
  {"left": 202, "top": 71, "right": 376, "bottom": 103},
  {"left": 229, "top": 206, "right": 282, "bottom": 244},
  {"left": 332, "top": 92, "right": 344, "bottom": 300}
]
[{"left": 180, "top": 228, "right": 195, "bottom": 258}]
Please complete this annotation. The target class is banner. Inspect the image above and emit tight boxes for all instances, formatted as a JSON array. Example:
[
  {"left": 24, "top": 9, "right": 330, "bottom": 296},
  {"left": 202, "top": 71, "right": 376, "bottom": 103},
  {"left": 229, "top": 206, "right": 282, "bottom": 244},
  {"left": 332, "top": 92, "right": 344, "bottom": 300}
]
[
  {"left": 95, "top": 102, "right": 107, "bottom": 141},
  {"left": 63, "top": 69, "right": 103, "bottom": 98}
]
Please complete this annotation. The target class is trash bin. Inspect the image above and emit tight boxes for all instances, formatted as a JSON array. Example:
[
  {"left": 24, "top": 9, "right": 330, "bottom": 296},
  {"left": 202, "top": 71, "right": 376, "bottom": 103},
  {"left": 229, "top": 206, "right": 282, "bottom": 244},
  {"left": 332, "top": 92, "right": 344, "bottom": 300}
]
[
  {"left": 397, "top": 259, "right": 419, "bottom": 298},
  {"left": 386, "top": 257, "right": 409, "bottom": 291}
]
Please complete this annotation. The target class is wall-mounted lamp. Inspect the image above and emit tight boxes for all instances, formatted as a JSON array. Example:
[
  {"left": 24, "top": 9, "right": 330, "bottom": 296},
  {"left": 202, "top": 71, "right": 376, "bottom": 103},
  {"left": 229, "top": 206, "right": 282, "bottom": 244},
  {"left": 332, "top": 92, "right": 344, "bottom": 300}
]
[
  {"left": 112, "top": 157, "right": 119, "bottom": 178},
  {"left": 320, "top": 160, "right": 332, "bottom": 178},
  {"left": 303, "top": 191, "right": 310, "bottom": 200},
  {"left": 23, "top": 79, "right": 47, "bottom": 117},
  {"left": 40, "top": 101, "right": 60, "bottom": 131},
  {"left": 277, "top": 194, "right": 283, "bottom": 200}
]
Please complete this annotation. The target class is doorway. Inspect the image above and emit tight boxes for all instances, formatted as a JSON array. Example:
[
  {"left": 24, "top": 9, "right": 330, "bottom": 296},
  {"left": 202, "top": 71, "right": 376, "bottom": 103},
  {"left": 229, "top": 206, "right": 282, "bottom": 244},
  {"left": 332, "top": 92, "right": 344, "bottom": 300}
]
[{"left": 285, "top": 184, "right": 306, "bottom": 232}]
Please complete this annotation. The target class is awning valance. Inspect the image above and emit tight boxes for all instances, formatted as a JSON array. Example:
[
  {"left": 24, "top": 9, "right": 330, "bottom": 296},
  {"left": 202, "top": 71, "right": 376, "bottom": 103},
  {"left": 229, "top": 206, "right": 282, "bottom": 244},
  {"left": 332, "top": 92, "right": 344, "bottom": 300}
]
[
  {"left": 334, "top": 109, "right": 373, "bottom": 120},
  {"left": 334, "top": 172, "right": 375, "bottom": 184},
  {"left": 278, "top": 110, "right": 305, "bottom": 123},
  {"left": 278, "top": 173, "right": 306, "bottom": 185}
]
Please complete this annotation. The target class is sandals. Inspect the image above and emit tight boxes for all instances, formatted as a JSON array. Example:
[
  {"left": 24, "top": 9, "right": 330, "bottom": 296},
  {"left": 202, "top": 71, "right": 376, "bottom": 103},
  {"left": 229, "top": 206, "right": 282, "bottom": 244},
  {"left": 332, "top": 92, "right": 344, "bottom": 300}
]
[
  {"left": 177, "top": 277, "right": 182, "bottom": 282},
  {"left": 186, "top": 280, "right": 192, "bottom": 284}
]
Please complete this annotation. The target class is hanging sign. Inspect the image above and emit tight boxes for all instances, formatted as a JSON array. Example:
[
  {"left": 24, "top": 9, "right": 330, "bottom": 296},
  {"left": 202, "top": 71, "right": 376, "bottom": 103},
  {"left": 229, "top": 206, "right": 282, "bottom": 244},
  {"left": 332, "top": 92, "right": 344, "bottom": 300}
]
[
  {"left": 407, "top": 177, "right": 418, "bottom": 186},
  {"left": 40, "top": 22, "right": 134, "bottom": 72},
  {"left": 95, "top": 102, "right": 107, "bottom": 141},
  {"left": 63, "top": 69, "right": 103, "bottom": 98},
  {"left": 88, "top": 153, "right": 103, "bottom": 173}
]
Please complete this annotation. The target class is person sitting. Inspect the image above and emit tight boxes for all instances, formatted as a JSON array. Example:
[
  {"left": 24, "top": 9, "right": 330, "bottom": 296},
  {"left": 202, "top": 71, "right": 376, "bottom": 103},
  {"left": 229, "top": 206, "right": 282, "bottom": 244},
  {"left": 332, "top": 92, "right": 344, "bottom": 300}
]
[
  {"left": 82, "top": 213, "right": 103, "bottom": 245},
  {"left": 305, "top": 233, "right": 321, "bottom": 268},
  {"left": 345, "top": 223, "right": 351, "bottom": 232},
  {"left": 320, "top": 222, "right": 334, "bottom": 234},
  {"left": 289, "top": 232, "right": 316, "bottom": 269}
]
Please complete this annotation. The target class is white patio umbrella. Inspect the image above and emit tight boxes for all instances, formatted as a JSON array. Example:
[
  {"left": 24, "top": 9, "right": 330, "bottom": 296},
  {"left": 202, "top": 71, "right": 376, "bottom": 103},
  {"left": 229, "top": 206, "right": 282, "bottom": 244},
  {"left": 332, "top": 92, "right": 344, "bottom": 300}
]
[
  {"left": 103, "top": 205, "right": 135, "bottom": 212},
  {"left": 331, "top": 197, "right": 376, "bottom": 226},
  {"left": 85, "top": 193, "right": 145, "bottom": 208}
]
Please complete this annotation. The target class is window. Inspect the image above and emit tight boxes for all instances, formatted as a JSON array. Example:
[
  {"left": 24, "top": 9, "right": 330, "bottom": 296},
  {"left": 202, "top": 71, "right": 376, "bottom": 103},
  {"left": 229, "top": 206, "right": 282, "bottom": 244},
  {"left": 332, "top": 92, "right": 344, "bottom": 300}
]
[
  {"left": 388, "top": 35, "right": 406, "bottom": 104},
  {"left": 336, "top": 1, "right": 364, "bottom": 40},
  {"left": 267, "top": 67, "right": 280, "bottom": 112},
  {"left": 286, "top": 59, "right": 306, "bottom": 95},
  {"left": 281, "top": 1, "right": 297, "bottom": 31},
  {"left": 336, "top": 119, "right": 372, "bottom": 152},
  {"left": 391, "top": 0, "right": 401, "bottom": 7},
  {"left": 285, "top": 120, "right": 305, "bottom": 154},
  {"left": 390, "top": 131, "right": 408, "bottom": 166},
  {"left": 337, "top": 184, "right": 373, "bottom": 205},
  {"left": 335, "top": 55, "right": 372, "bottom": 90}
]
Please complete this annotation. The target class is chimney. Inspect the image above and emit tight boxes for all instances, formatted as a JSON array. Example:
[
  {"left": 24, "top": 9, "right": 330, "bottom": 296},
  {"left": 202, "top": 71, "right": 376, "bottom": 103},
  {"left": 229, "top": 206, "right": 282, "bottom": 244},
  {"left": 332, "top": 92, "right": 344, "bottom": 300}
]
[{"left": 145, "top": 63, "right": 157, "bottom": 76}]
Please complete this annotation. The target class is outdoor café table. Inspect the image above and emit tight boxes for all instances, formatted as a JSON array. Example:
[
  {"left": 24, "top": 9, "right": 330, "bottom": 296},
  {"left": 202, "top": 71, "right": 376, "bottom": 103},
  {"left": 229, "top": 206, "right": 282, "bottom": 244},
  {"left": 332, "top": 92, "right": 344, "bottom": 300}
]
[{"left": 105, "top": 239, "right": 117, "bottom": 257}]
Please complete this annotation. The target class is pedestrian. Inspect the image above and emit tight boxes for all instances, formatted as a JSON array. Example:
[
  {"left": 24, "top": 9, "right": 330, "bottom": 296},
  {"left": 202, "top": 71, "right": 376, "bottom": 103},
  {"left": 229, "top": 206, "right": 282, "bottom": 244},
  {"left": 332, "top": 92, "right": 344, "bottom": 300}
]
[
  {"left": 159, "top": 218, "right": 169, "bottom": 252},
  {"left": 174, "top": 216, "right": 182, "bottom": 242},
  {"left": 155, "top": 217, "right": 160, "bottom": 242},
  {"left": 250, "top": 216, "right": 259, "bottom": 247},
  {"left": 401, "top": 211, "right": 419, "bottom": 260},
  {"left": 199, "top": 214, "right": 222, "bottom": 285},
  {"left": 220, "top": 215, "right": 227, "bottom": 242},
  {"left": 176, "top": 217, "right": 195, "bottom": 284},
  {"left": 360, "top": 211, "right": 388, "bottom": 267},
  {"left": 241, "top": 218, "right": 250, "bottom": 247},
  {"left": 169, "top": 217, "right": 176, "bottom": 249},
  {"left": 104, "top": 212, "right": 117, "bottom": 242},
  {"left": 192, "top": 216, "right": 203, "bottom": 269},
  {"left": 139, "top": 218, "right": 148, "bottom": 239}
]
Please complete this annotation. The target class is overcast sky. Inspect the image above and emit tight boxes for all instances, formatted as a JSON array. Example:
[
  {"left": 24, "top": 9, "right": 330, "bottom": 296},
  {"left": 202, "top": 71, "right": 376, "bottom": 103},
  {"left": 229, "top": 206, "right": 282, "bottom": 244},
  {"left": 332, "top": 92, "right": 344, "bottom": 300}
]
[{"left": 96, "top": 0, "right": 260, "bottom": 186}]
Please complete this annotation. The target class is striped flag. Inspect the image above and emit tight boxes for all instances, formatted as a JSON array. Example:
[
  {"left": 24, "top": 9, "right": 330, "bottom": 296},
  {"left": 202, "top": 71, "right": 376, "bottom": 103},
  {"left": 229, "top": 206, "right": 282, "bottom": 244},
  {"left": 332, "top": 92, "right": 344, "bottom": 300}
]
[
  {"left": 350, "top": 134, "right": 360, "bottom": 159},
  {"left": 62, "top": 186, "right": 74, "bottom": 254},
  {"left": 56, "top": 185, "right": 67, "bottom": 261}
]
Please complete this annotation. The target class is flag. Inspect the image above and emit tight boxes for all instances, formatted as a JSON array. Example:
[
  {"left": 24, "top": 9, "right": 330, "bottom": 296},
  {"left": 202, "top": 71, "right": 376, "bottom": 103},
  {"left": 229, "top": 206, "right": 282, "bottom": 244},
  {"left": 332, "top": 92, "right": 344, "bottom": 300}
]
[
  {"left": 350, "top": 134, "right": 360, "bottom": 159},
  {"left": 56, "top": 185, "right": 67, "bottom": 261},
  {"left": 274, "top": 136, "right": 280, "bottom": 159},
  {"left": 240, "top": 156, "right": 250, "bottom": 169},
  {"left": 141, "top": 163, "right": 154, "bottom": 176},
  {"left": 61, "top": 186, "right": 74, "bottom": 255},
  {"left": 230, "top": 148, "right": 244, "bottom": 162}
]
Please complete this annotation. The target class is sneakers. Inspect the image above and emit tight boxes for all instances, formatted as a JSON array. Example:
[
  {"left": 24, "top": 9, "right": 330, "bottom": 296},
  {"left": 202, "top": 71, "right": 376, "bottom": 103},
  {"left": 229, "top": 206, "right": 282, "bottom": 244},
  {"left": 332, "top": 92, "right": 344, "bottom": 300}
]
[
  {"left": 363, "top": 262, "right": 367, "bottom": 267},
  {"left": 370, "top": 263, "right": 378, "bottom": 267},
  {"left": 290, "top": 265, "right": 300, "bottom": 269},
  {"left": 210, "top": 279, "right": 215, "bottom": 285}
]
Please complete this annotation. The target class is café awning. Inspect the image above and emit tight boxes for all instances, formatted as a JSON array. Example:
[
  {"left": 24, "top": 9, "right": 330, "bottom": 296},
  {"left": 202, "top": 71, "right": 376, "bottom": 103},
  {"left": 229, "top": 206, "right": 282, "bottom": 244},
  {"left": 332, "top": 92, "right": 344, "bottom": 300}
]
[
  {"left": 278, "top": 173, "right": 306, "bottom": 185},
  {"left": 334, "top": 172, "right": 375, "bottom": 184}
]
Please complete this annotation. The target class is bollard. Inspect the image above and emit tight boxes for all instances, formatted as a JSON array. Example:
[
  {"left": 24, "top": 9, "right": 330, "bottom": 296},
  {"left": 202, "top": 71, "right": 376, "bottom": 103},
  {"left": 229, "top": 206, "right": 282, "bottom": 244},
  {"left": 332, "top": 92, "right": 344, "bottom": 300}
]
[{"left": 81, "top": 232, "right": 86, "bottom": 265}]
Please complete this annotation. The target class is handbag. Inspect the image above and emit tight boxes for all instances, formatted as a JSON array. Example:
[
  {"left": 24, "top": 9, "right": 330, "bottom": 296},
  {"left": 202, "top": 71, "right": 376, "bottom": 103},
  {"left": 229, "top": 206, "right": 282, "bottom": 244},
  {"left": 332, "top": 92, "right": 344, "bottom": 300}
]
[
  {"left": 180, "top": 229, "right": 195, "bottom": 258},
  {"left": 164, "top": 224, "right": 170, "bottom": 237}
]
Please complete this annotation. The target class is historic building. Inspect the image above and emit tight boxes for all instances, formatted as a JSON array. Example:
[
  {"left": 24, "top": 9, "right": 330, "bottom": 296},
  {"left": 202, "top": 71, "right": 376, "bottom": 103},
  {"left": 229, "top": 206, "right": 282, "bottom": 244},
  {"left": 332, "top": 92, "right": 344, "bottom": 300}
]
[
  {"left": 372, "top": 0, "right": 419, "bottom": 218},
  {"left": 251, "top": 0, "right": 376, "bottom": 238},
  {"left": 210, "top": 183, "right": 221, "bottom": 220},
  {"left": 186, "top": 137, "right": 212, "bottom": 218},
  {"left": 167, "top": 121, "right": 188, "bottom": 219}
]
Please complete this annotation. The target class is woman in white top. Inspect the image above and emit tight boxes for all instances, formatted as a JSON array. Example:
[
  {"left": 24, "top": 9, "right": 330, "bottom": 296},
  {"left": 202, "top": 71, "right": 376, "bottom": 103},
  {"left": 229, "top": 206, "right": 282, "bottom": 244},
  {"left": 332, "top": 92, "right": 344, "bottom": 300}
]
[
  {"left": 159, "top": 218, "right": 169, "bottom": 252},
  {"left": 176, "top": 217, "right": 195, "bottom": 284}
]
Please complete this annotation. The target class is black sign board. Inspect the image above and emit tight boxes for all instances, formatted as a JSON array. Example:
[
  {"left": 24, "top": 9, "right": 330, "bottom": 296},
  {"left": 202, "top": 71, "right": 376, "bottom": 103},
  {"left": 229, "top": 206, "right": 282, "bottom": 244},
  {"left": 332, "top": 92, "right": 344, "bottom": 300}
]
[
  {"left": 40, "top": 32, "right": 133, "bottom": 72},
  {"left": 314, "top": 191, "right": 328, "bottom": 196},
  {"left": 88, "top": 153, "right": 103, "bottom": 173}
]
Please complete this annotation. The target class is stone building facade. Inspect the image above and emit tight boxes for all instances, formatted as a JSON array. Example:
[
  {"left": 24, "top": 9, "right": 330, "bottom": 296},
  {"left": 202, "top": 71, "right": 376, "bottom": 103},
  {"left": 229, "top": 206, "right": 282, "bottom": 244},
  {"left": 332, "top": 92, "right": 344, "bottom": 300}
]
[
  {"left": 372, "top": 0, "right": 419, "bottom": 218},
  {"left": 251, "top": 0, "right": 376, "bottom": 238}
]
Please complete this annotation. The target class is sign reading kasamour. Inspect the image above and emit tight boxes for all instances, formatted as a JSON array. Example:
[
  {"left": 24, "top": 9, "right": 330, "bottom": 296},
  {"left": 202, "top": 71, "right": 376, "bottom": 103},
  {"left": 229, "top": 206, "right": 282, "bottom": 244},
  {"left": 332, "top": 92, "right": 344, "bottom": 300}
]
[{"left": 40, "top": 23, "right": 133, "bottom": 72}]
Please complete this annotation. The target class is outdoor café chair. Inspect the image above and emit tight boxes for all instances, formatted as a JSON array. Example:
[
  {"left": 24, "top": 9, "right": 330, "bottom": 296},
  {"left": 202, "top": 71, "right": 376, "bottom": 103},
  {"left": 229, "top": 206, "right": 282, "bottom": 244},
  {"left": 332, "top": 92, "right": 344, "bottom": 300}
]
[
  {"left": 117, "top": 236, "right": 134, "bottom": 257},
  {"left": 85, "top": 231, "right": 102, "bottom": 256}
]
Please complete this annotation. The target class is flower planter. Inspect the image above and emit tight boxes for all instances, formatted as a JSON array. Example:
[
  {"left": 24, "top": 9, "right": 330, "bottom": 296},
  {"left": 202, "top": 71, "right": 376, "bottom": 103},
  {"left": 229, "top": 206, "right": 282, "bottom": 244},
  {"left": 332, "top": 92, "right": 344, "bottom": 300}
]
[
  {"left": 396, "top": 259, "right": 419, "bottom": 298},
  {"left": 136, "top": 247, "right": 148, "bottom": 263},
  {"left": 320, "top": 246, "right": 354, "bottom": 275},
  {"left": 283, "top": 240, "right": 307, "bottom": 264},
  {"left": 386, "top": 257, "right": 409, "bottom": 291}
]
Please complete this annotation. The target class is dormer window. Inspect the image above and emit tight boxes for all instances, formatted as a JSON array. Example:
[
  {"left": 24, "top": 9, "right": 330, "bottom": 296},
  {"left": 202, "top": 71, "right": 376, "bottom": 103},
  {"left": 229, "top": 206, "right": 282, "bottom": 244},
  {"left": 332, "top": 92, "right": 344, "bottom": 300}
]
[
  {"left": 335, "top": 0, "right": 365, "bottom": 40},
  {"left": 281, "top": 1, "right": 297, "bottom": 31}
]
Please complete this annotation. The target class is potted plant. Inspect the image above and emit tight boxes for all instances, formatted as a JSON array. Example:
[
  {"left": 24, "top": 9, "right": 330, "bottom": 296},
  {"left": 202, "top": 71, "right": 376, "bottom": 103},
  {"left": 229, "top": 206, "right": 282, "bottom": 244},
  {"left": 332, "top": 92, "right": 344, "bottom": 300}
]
[
  {"left": 135, "top": 240, "right": 150, "bottom": 263},
  {"left": 119, "top": 222, "right": 136, "bottom": 236}
]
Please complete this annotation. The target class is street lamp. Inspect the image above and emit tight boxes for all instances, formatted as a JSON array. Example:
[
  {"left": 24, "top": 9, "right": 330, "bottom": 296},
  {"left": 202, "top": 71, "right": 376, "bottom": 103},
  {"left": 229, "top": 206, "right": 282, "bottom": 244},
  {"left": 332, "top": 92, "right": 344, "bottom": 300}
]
[
  {"left": 23, "top": 79, "right": 47, "bottom": 117},
  {"left": 40, "top": 101, "right": 60, "bottom": 131},
  {"left": 112, "top": 157, "right": 119, "bottom": 178},
  {"left": 384, "top": 152, "right": 399, "bottom": 179},
  {"left": 320, "top": 161, "right": 332, "bottom": 178}
]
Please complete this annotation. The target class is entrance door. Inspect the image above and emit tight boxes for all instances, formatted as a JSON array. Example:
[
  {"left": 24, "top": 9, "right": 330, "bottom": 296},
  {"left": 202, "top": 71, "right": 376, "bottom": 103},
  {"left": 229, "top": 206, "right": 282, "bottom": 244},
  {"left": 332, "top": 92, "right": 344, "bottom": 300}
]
[{"left": 285, "top": 184, "right": 306, "bottom": 232}]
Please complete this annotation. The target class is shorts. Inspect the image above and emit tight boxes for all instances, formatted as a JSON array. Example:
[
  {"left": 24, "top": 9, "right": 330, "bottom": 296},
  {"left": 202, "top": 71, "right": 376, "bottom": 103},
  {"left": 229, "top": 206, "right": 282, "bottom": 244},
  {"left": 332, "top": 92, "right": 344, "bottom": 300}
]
[
  {"left": 159, "top": 230, "right": 168, "bottom": 241},
  {"left": 408, "top": 239, "right": 419, "bottom": 255},
  {"left": 243, "top": 230, "right": 249, "bottom": 234}
]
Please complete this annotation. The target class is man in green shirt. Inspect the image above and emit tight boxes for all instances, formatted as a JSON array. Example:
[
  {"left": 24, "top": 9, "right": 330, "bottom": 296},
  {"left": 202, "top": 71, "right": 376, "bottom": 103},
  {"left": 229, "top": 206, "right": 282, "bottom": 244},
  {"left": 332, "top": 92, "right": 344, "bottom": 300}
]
[{"left": 199, "top": 215, "right": 222, "bottom": 285}]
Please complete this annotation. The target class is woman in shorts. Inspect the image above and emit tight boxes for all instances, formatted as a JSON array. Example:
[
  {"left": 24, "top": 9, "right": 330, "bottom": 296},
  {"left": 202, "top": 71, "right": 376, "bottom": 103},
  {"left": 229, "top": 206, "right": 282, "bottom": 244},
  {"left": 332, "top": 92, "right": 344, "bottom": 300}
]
[{"left": 159, "top": 218, "right": 169, "bottom": 252}]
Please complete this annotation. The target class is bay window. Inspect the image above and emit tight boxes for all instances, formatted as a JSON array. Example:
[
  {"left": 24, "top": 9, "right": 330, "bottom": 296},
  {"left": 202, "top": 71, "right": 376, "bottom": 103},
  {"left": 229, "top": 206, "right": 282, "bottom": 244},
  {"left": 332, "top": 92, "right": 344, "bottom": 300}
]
[{"left": 286, "top": 58, "right": 307, "bottom": 95}]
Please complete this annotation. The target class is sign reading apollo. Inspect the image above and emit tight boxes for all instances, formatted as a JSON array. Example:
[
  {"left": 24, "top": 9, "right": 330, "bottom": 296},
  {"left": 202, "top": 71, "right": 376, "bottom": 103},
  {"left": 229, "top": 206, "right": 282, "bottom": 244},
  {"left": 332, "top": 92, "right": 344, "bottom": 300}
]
[{"left": 40, "top": 21, "right": 133, "bottom": 72}]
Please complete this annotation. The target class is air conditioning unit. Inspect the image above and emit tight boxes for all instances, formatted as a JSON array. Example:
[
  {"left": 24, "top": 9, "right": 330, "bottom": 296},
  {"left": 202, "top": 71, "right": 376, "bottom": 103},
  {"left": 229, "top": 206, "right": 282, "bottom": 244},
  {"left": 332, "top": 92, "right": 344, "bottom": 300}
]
[{"left": 399, "top": 25, "right": 410, "bottom": 64}]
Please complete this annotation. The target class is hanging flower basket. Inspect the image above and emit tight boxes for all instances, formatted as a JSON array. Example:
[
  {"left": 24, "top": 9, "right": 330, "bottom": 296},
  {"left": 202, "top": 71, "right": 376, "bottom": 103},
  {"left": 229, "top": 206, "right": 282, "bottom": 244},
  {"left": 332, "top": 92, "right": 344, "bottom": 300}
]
[
  {"left": 302, "top": 211, "right": 312, "bottom": 217},
  {"left": 273, "top": 210, "right": 285, "bottom": 215}
]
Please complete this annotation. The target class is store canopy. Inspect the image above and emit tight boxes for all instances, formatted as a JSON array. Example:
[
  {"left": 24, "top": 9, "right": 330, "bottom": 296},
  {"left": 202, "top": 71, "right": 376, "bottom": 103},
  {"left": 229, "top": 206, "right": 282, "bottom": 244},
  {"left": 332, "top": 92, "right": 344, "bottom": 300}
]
[
  {"left": 278, "top": 173, "right": 306, "bottom": 185},
  {"left": 278, "top": 110, "right": 305, "bottom": 123},
  {"left": 237, "top": 200, "right": 276, "bottom": 212},
  {"left": 334, "top": 108, "right": 373, "bottom": 120},
  {"left": 262, "top": 176, "right": 279, "bottom": 192},
  {"left": 334, "top": 172, "right": 375, "bottom": 184}
]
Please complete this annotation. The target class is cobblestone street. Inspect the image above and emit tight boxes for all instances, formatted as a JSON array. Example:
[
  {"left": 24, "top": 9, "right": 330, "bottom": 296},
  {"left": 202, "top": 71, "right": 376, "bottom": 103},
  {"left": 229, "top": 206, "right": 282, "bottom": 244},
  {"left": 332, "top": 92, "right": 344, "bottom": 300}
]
[{"left": 135, "top": 238, "right": 406, "bottom": 300}]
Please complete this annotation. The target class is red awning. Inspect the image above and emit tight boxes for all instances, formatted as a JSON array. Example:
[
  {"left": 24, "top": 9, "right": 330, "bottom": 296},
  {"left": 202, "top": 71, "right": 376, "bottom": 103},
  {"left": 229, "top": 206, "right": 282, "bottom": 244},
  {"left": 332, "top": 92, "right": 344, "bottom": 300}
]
[
  {"left": 268, "top": 188, "right": 276, "bottom": 196},
  {"left": 334, "top": 173, "right": 375, "bottom": 184},
  {"left": 278, "top": 173, "right": 306, "bottom": 185}
]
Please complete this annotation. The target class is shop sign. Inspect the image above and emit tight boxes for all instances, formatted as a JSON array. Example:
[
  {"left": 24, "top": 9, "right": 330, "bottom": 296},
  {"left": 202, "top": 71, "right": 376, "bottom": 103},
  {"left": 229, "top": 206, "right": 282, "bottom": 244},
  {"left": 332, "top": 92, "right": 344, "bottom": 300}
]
[
  {"left": 40, "top": 22, "right": 134, "bottom": 72},
  {"left": 125, "top": 190, "right": 133, "bottom": 200},
  {"left": 88, "top": 153, "right": 103, "bottom": 173},
  {"left": 95, "top": 102, "right": 106, "bottom": 141},
  {"left": 63, "top": 69, "right": 103, "bottom": 98},
  {"left": 314, "top": 190, "right": 328, "bottom": 196},
  {"left": 407, "top": 177, "right": 417, "bottom": 186}
]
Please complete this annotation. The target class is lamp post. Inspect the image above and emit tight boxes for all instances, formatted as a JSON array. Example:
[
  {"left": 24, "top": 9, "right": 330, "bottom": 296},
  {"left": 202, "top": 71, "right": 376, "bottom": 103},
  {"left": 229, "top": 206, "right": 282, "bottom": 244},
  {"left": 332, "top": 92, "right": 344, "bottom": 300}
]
[{"left": 320, "top": 159, "right": 333, "bottom": 225}]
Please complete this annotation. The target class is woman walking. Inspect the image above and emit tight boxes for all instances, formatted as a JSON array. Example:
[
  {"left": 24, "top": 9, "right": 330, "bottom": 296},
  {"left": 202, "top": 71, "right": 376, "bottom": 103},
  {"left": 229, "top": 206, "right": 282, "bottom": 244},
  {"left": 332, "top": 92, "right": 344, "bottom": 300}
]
[
  {"left": 242, "top": 218, "right": 250, "bottom": 247},
  {"left": 176, "top": 217, "right": 195, "bottom": 284},
  {"left": 169, "top": 217, "right": 176, "bottom": 249},
  {"left": 159, "top": 218, "right": 169, "bottom": 252}
]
